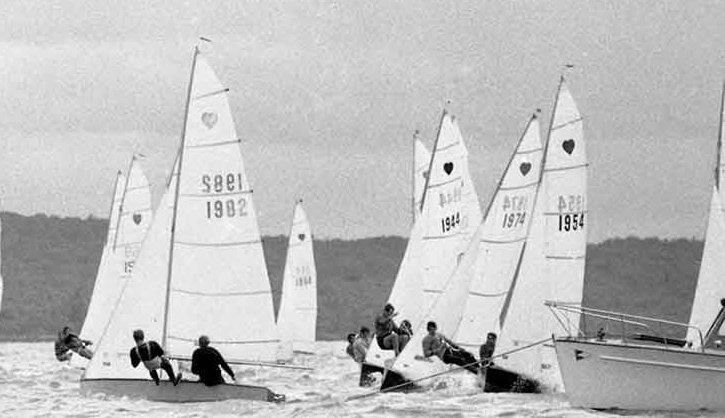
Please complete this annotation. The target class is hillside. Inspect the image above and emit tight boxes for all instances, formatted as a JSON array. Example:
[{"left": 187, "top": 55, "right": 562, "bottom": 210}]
[{"left": 0, "top": 212, "right": 704, "bottom": 341}]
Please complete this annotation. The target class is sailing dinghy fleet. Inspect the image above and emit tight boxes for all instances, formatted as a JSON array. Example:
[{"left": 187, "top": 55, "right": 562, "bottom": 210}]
[{"left": 36, "top": 43, "right": 722, "bottom": 410}]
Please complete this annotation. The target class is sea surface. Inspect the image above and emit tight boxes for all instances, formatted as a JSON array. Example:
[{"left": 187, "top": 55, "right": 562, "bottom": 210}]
[{"left": 0, "top": 341, "right": 714, "bottom": 417}]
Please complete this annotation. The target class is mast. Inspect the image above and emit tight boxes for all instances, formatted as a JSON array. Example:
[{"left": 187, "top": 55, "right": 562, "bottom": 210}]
[
  {"left": 105, "top": 170, "right": 122, "bottom": 247},
  {"left": 112, "top": 155, "right": 137, "bottom": 250},
  {"left": 716, "top": 81, "right": 724, "bottom": 190},
  {"left": 418, "top": 108, "right": 448, "bottom": 212},
  {"left": 161, "top": 46, "right": 200, "bottom": 350}
]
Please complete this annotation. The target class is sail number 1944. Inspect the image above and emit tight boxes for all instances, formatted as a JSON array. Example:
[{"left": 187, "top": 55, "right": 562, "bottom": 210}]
[{"left": 201, "top": 173, "right": 248, "bottom": 219}]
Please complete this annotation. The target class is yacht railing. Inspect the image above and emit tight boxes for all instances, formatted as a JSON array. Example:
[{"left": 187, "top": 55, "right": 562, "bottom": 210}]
[{"left": 544, "top": 300, "right": 705, "bottom": 352}]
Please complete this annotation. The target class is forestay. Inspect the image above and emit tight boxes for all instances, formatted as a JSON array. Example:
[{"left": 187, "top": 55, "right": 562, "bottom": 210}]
[
  {"left": 454, "top": 115, "right": 543, "bottom": 351},
  {"left": 364, "top": 111, "right": 482, "bottom": 369},
  {"left": 276, "top": 201, "right": 318, "bottom": 359},
  {"left": 688, "top": 84, "right": 725, "bottom": 348},
  {"left": 413, "top": 135, "right": 431, "bottom": 223},
  {"left": 496, "top": 78, "right": 587, "bottom": 389},
  {"left": 164, "top": 54, "right": 278, "bottom": 362},
  {"left": 74, "top": 161, "right": 152, "bottom": 368}
]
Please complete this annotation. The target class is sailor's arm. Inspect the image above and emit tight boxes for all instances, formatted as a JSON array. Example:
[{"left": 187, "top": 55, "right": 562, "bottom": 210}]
[
  {"left": 129, "top": 349, "right": 140, "bottom": 368},
  {"left": 216, "top": 350, "right": 235, "bottom": 379},
  {"left": 421, "top": 336, "right": 434, "bottom": 357}
]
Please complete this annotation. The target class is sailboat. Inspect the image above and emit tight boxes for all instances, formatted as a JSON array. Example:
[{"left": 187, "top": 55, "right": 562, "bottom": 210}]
[
  {"left": 494, "top": 77, "right": 587, "bottom": 391},
  {"left": 413, "top": 132, "right": 431, "bottom": 223},
  {"left": 362, "top": 110, "right": 482, "bottom": 381},
  {"left": 688, "top": 82, "right": 725, "bottom": 348},
  {"left": 72, "top": 156, "right": 152, "bottom": 368},
  {"left": 379, "top": 113, "right": 544, "bottom": 390},
  {"left": 548, "top": 83, "right": 725, "bottom": 411},
  {"left": 276, "top": 200, "right": 318, "bottom": 360},
  {"left": 80, "top": 47, "right": 284, "bottom": 402}
]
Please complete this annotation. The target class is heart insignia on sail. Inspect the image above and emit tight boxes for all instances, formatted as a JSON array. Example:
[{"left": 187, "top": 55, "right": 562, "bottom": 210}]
[
  {"left": 562, "top": 139, "right": 575, "bottom": 155},
  {"left": 519, "top": 162, "right": 532, "bottom": 176},
  {"left": 574, "top": 349, "right": 589, "bottom": 361},
  {"left": 132, "top": 213, "right": 142, "bottom": 225},
  {"left": 201, "top": 112, "right": 218, "bottom": 129},
  {"left": 298, "top": 233, "right": 305, "bottom": 241},
  {"left": 443, "top": 162, "right": 454, "bottom": 175}
]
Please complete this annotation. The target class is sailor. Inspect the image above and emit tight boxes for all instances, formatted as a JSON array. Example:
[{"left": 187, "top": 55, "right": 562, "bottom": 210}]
[
  {"left": 191, "top": 335, "right": 235, "bottom": 386},
  {"left": 373, "top": 303, "right": 410, "bottom": 355},
  {"left": 352, "top": 327, "right": 371, "bottom": 364},
  {"left": 345, "top": 333, "right": 357, "bottom": 359},
  {"left": 54, "top": 326, "right": 93, "bottom": 361},
  {"left": 479, "top": 332, "right": 497, "bottom": 368},
  {"left": 399, "top": 319, "right": 413, "bottom": 339},
  {"left": 421, "top": 321, "right": 478, "bottom": 374},
  {"left": 129, "top": 329, "right": 182, "bottom": 386}
]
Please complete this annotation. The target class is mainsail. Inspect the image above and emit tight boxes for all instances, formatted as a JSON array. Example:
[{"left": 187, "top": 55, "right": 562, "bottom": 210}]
[
  {"left": 413, "top": 134, "right": 431, "bottom": 223},
  {"left": 276, "top": 201, "right": 318, "bottom": 358},
  {"left": 454, "top": 115, "right": 543, "bottom": 351},
  {"left": 495, "top": 77, "right": 587, "bottom": 389},
  {"left": 688, "top": 83, "right": 725, "bottom": 348},
  {"left": 74, "top": 158, "right": 152, "bottom": 368},
  {"left": 364, "top": 111, "right": 482, "bottom": 369},
  {"left": 83, "top": 48, "right": 278, "bottom": 383}
]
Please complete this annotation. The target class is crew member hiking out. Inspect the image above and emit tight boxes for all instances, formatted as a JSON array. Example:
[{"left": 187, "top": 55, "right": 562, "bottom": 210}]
[
  {"left": 374, "top": 303, "right": 410, "bottom": 355},
  {"left": 54, "top": 326, "right": 93, "bottom": 361},
  {"left": 421, "top": 321, "right": 479, "bottom": 374},
  {"left": 191, "top": 335, "right": 235, "bottom": 386},
  {"left": 353, "top": 327, "right": 374, "bottom": 387},
  {"left": 129, "top": 329, "right": 182, "bottom": 386},
  {"left": 345, "top": 332, "right": 356, "bottom": 360}
]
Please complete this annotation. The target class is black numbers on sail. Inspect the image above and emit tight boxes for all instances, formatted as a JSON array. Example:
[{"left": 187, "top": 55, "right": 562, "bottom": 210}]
[
  {"left": 205, "top": 198, "right": 248, "bottom": 219},
  {"left": 201, "top": 173, "right": 244, "bottom": 193},
  {"left": 440, "top": 212, "right": 461, "bottom": 233},
  {"left": 558, "top": 213, "right": 585, "bottom": 232},
  {"left": 294, "top": 266, "right": 313, "bottom": 287},
  {"left": 502, "top": 212, "right": 526, "bottom": 229}
]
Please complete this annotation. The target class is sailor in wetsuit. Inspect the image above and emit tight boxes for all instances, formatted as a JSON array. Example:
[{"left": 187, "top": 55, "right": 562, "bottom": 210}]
[
  {"left": 421, "top": 321, "right": 479, "bottom": 374},
  {"left": 374, "top": 303, "right": 410, "bottom": 355},
  {"left": 191, "top": 335, "right": 235, "bottom": 386},
  {"left": 345, "top": 333, "right": 357, "bottom": 359},
  {"left": 129, "top": 329, "right": 182, "bottom": 386},
  {"left": 479, "top": 332, "right": 497, "bottom": 368},
  {"left": 54, "top": 326, "right": 93, "bottom": 361}
]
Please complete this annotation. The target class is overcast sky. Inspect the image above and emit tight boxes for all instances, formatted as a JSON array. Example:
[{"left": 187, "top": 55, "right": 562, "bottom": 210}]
[{"left": 0, "top": 1, "right": 723, "bottom": 240}]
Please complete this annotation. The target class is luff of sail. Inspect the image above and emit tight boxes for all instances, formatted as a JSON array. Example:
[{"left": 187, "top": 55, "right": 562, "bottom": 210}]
[
  {"left": 276, "top": 201, "right": 318, "bottom": 359},
  {"left": 413, "top": 134, "right": 431, "bottom": 223},
  {"left": 454, "top": 115, "right": 543, "bottom": 351},
  {"left": 496, "top": 78, "right": 587, "bottom": 389},
  {"left": 163, "top": 53, "right": 278, "bottom": 363},
  {"left": 688, "top": 84, "right": 725, "bottom": 348},
  {"left": 364, "top": 111, "right": 482, "bottom": 370}
]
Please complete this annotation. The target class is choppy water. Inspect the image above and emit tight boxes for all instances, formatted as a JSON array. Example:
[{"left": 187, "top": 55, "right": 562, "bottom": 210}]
[{"left": 0, "top": 341, "right": 714, "bottom": 417}]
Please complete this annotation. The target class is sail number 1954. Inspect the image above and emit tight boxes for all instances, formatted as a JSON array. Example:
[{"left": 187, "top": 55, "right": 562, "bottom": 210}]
[{"left": 557, "top": 194, "right": 585, "bottom": 232}]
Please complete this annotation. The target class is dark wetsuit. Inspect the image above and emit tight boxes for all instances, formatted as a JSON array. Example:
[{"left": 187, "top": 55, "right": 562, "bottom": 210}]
[
  {"left": 374, "top": 312, "right": 399, "bottom": 349},
  {"left": 55, "top": 333, "right": 92, "bottom": 361},
  {"left": 191, "top": 346, "right": 235, "bottom": 386},
  {"left": 479, "top": 340, "right": 495, "bottom": 366},
  {"left": 129, "top": 341, "right": 177, "bottom": 385}
]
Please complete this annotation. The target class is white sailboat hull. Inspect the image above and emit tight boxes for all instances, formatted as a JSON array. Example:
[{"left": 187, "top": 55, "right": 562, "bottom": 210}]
[
  {"left": 555, "top": 338, "right": 725, "bottom": 411},
  {"left": 80, "top": 378, "right": 284, "bottom": 403}
]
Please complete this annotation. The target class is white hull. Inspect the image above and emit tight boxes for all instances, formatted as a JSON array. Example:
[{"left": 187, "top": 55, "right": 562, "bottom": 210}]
[
  {"left": 555, "top": 338, "right": 725, "bottom": 411},
  {"left": 80, "top": 378, "right": 284, "bottom": 403}
]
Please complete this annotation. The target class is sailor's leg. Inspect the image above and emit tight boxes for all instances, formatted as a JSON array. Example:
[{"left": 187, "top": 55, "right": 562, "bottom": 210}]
[
  {"left": 149, "top": 370, "right": 160, "bottom": 385},
  {"left": 160, "top": 359, "right": 176, "bottom": 382},
  {"left": 399, "top": 334, "right": 410, "bottom": 351},
  {"left": 77, "top": 347, "right": 93, "bottom": 359}
]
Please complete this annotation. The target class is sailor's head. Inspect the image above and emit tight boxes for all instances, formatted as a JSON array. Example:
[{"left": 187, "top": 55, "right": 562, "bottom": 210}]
[
  {"left": 486, "top": 332, "right": 497, "bottom": 341},
  {"left": 401, "top": 320, "right": 411, "bottom": 330},
  {"left": 384, "top": 303, "right": 395, "bottom": 315},
  {"left": 347, "top": 333, "right": 356, "bottom": 343},
  {"left": 60, "top": 326, "right": 70, "bottom": 337},
  {"left": 198, "top": 335, "right": 210, "bottom": 347},
  {"left": 426, "top": 321, "right": 437, "bottom": 335},
  {"left": 132, "top": 329, "right": 145, "bottom": 343},
  {"left": 359, "top": 326, "right": 371, "bottom": 338}
]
